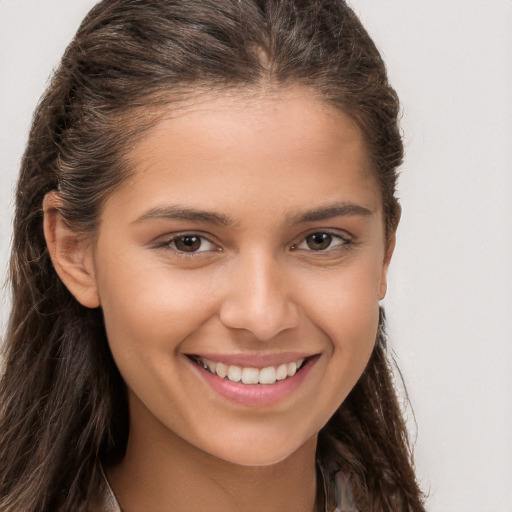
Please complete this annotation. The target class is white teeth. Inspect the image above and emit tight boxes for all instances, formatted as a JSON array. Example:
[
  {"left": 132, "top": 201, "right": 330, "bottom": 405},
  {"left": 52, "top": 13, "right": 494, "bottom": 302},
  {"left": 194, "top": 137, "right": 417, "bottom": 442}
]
[
  {"left": 241, "top": 367, "right": 259, "bottom": 384},
  {"left": 286, "top": 362, "right": 297, "bottom": 377},
  {"left": 276, "top": 364, "right": 288, "bottom": 381},
  {"left": 215, "top": 362, "right": 227, "bottom": 379},
  {"left": 227, "top": 365, "right": 242, "bottom": 382},
  {"left": 259, "top": 366, "right": 277, "bottom": 385},
  {"left": 194, "top": 356, "right": 308, "bottom": 385}
]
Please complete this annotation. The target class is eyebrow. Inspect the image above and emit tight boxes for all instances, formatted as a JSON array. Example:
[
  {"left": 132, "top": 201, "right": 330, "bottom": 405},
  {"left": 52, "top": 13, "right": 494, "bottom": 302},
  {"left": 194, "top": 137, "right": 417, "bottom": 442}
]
[
  {"left": 288, "top": 202, "right": 373, "bottom": 224},
  {"left": 133, "top": 201, "right": 373, "bottom": 227},
  {"left": 133, "top": 205, "right": 234, "bottom": 227}
]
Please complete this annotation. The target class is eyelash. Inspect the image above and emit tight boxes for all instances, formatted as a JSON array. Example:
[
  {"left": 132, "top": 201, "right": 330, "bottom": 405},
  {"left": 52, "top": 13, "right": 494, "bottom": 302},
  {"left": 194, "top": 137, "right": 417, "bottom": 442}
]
[
  {"left": 155, "top": 230, "right": 352, "bottom": 256},
  {"left": 155, "top": 233, "right": 220, "bottom": 255},
  {"left": 291, "top": 231, "right": 352, "bottom": 253}
]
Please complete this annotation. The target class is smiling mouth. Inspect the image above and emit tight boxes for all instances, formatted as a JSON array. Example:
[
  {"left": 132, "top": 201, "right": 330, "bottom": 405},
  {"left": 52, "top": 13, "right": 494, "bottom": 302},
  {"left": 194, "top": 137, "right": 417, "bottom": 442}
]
[{"left": 187, "top": 355, "right": 311, "bottom": 385}]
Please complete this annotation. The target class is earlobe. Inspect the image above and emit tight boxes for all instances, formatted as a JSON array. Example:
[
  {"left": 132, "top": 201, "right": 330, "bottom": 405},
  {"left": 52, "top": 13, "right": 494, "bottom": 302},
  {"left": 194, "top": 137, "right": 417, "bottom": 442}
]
[
  {"left": 378, "top": 236, "right": 396, "bottom": 300},
  {"left": 43, "top": 192, "right": 101, "bottom": 309},
  {"left": 379, "top": 207, "right": 401, "bottom": 300}
]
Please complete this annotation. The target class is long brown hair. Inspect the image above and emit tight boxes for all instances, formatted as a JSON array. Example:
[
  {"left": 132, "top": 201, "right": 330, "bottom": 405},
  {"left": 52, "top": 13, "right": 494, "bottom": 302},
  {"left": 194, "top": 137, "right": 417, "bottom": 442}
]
[{"left": 0, "top": 1, "right": 425, "bottom": 510}]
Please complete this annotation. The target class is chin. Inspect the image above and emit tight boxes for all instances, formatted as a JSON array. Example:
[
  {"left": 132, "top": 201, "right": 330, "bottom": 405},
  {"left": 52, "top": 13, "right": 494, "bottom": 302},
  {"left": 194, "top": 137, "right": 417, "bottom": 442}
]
[
  {"left": 216, "top": 450, "right": 292, "bottom": 467},
  {"left": 198, "top": 431, "right": 317, "bottom": 468}
]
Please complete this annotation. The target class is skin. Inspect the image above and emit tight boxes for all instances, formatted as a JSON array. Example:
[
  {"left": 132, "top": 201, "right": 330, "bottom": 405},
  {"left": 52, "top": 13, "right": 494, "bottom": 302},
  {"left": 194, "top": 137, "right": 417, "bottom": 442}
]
[{"left": 44, "top": 88, "right": 396, "bottom": 512}]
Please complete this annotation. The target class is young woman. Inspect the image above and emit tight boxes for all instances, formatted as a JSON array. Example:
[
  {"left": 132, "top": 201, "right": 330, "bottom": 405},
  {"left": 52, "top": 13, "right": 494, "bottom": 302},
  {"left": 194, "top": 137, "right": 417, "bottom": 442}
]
[{"left": 0, "top": 1, "right": 426, "bottom": 510}]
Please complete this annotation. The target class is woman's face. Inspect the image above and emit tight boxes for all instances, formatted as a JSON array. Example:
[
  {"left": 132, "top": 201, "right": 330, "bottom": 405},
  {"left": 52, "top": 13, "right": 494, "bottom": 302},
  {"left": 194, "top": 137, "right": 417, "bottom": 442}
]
[{"left": 87, "top": 89, "right": 392, "bottom": 466}]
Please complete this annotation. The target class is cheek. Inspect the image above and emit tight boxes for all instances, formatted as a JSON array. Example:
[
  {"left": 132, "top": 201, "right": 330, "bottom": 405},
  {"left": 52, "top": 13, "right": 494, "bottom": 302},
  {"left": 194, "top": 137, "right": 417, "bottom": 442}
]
[
  {"left": 320, "top": 288, "right": 379, "bottom": 387},
  {"left": 300, "top": 254, "right": 383, "bottom": 337},
  {"left": 95, "top": 252, "right": 221, "bottom": 361},
  {"left": 96, "top": 261, "right": 223, "bottom": 419},
  {"left": 295, "top": 257, "right": 382, "bottom": 398}
]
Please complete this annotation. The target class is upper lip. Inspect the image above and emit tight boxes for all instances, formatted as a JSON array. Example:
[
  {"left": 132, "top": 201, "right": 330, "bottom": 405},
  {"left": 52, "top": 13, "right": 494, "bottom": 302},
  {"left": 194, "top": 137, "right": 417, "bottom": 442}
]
[{"left": 186, "top": 352, "right": 319, "bottom": 368}]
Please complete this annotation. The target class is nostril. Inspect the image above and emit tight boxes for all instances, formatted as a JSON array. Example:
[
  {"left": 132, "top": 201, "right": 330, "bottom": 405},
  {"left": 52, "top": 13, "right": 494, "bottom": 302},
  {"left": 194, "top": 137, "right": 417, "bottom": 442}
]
[{"left": 219, "top": 296, "right": 300, "bottom": 341}]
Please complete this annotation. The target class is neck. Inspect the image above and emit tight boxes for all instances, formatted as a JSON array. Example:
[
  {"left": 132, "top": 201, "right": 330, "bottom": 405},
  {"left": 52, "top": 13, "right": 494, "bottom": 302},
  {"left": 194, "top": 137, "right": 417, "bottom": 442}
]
[{"left": 107, "top": 398, "right": 320, "bottom": 512}]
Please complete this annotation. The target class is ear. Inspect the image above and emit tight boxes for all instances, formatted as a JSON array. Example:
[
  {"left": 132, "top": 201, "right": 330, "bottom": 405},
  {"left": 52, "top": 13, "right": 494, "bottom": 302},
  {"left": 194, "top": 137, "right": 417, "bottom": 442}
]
[
  {"left": 43, "top": 192, "right": 100, "bottom": 308},
  {"left": 378, "top": 206, "right": 401, "bottom": 300}
]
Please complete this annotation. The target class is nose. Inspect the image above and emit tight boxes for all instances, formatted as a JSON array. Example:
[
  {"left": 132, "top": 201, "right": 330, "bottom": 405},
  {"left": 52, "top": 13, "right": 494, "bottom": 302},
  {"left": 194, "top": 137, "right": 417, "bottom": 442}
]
[{"left": 218, "top": 253, "right": 300, "bottom": 341}]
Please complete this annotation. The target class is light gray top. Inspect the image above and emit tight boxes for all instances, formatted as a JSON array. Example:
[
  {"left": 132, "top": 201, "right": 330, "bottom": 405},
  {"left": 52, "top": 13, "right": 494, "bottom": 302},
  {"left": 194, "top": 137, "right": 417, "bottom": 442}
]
[{"left": 95, "top": 464, "right": 358, "bottom": 512}]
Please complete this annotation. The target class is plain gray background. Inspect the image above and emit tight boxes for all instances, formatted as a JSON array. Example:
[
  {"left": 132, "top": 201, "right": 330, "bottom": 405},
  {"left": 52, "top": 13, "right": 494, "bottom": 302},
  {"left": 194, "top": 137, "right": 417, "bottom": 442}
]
[{"left": 1, "top": 1, "right": 511, "bottom": 510}]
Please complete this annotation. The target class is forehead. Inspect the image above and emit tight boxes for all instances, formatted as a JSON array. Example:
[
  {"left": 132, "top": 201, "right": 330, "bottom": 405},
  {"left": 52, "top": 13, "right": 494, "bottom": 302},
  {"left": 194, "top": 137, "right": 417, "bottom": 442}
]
[
  {"left": 128, "top": 86, "right": 371, "bottom": 165},
  {"left": 105, "top": 88, "right": 381, "bottom": 221}
]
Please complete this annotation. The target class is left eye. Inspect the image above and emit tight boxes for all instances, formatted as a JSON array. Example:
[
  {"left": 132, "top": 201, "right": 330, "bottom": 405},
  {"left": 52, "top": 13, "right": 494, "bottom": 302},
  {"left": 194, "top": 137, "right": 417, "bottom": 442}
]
[
  {"left": 167, "top": 235, "right": 218, "bottom": 253},
  {"left": 294, "top": 232, "right": 350, "bottom": 251}
]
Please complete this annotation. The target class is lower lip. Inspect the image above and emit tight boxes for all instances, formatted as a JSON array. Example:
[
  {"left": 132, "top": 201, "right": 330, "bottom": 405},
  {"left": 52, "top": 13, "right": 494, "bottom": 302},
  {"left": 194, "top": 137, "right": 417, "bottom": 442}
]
[{"left": 190, "top": 357, "right": 318, "bottom": 407}]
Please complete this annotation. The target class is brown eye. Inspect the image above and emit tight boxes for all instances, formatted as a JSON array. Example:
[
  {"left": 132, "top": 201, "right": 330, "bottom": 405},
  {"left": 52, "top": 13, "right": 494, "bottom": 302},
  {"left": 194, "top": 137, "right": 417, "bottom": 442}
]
[
  {"left": 291, "top": 232, "right": 351, "bottom": 253},
  {"left": 165, "top": 234, "right": 218, "bottom": 254},
  {"left": 174, "top": 236, "right": 202, "bottom": 252},
  {"left": 305, "top": 233, "right": 333, "bottom": 251}
]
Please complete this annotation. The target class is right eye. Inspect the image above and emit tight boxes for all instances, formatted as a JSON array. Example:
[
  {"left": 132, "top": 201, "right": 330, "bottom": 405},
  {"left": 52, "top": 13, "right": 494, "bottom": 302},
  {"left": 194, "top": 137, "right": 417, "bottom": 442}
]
[{"left": 159, "top": 234, "right": 219, "bottom": 254}]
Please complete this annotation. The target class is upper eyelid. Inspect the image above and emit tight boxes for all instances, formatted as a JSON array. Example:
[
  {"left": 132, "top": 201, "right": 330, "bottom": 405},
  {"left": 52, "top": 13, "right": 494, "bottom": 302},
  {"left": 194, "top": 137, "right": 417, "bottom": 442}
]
[
  {"left": 297, "top": 229, "right": 353, "bottom": 242},
  {"left": 291, "top": 230, "right": 353, "bottom": 251},
  {"left": 155, "top": 230, "right": 218, "bottom": 243},
  {"left": 153, "top": 231, "right": 220, "bottom": 252},
  {"left": 152, "top": 228, "right": 353, "bottom": 249}
]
